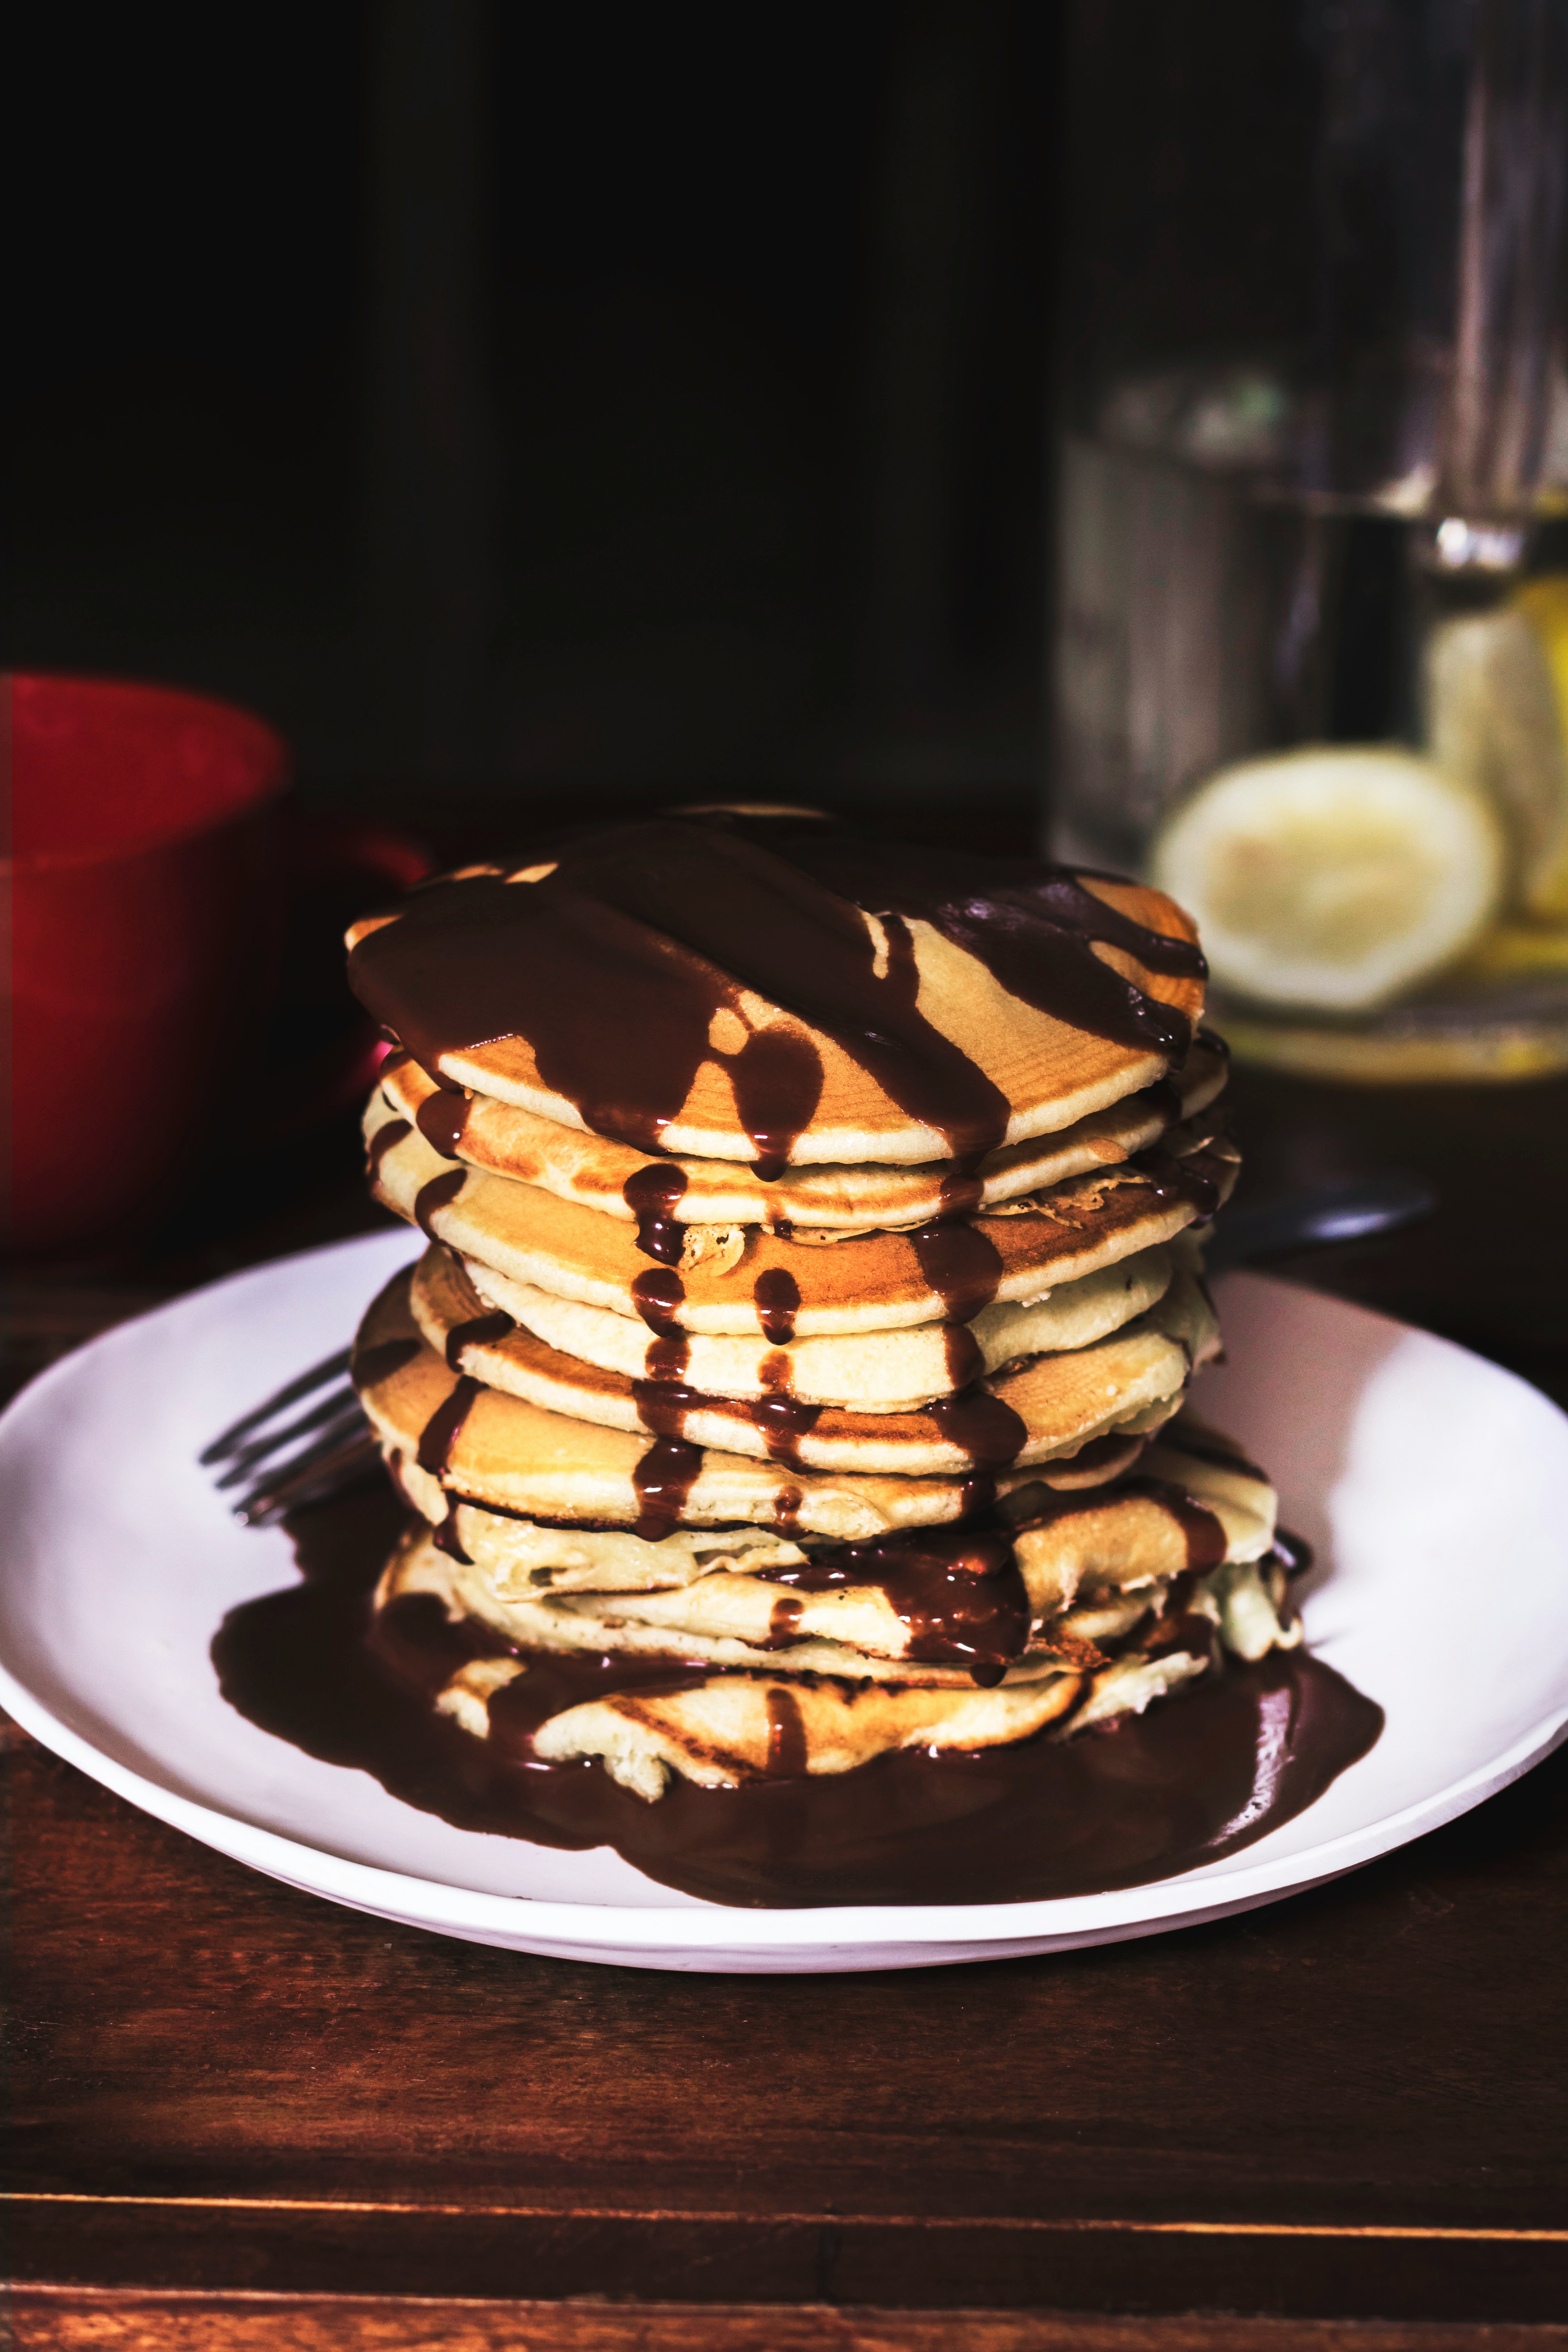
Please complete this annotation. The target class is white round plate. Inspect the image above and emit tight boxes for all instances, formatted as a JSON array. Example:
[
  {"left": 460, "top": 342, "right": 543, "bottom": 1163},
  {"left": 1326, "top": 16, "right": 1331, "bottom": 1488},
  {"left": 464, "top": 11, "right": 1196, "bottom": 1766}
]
[{"left": 1, "top": 1229, "right": 1564, "bottom": 1973}]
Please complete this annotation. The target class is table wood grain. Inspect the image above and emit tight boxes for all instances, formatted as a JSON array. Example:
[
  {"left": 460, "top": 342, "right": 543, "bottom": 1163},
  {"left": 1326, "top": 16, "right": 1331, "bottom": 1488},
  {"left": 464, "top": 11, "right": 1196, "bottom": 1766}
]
[
  {"left": 5, "top": 1057, "right": 1567, "bottom": 2347},
  {"left": 9, "top": 2294, "right": 1568, "bottom": 2350}
]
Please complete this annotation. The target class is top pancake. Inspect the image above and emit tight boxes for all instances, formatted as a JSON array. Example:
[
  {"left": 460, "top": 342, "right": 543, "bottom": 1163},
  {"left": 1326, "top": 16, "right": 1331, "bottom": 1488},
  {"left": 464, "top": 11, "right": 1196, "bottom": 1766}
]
[{"left": 345, "top": 811, "right": 1207, "bottom": 1167}]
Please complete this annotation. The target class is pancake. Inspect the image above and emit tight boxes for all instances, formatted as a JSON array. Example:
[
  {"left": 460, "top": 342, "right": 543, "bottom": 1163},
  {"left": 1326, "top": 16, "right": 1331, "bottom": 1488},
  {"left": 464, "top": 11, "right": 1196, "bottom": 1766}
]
[
  {"left": 373, "top": 1525, "right": 1252, "bottom": 1797},
  {"left": 402, "top": 1247, "right": 1219, "bottom": 1474},
  {"left": 413, "top": 1426, "right": 1277, "bottom": 1639},
  {"left": 208, "top": 810, "right": 1378, "bottom": 1883},
  {"left": 367, "top": 1096, "right": 1236, "bottom": 1335},
  {"left": 380, "top": 1524, "right": 1082, "bottom": 1685},
  {"left": 345, "top": 814, "right": 1207, "bottom": 1166},
  {"left": 373, "top": 1032, "right": 1230, "bottom": 1227},
  {"left": 354, "top": 1264, "right": 1180, "bottom": 1539},
  {"left": 440, "top": 1241, "right": 1175, "bottom": 1410},
  {"left": 410, "top": 1464, "right": 1172, "bottom": 1599}
]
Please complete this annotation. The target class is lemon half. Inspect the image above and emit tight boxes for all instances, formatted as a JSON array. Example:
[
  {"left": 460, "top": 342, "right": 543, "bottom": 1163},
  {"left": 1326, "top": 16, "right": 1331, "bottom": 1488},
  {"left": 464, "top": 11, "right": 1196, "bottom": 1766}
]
[
  {"left": 1150, "top": 747, "right": 1506, "bottom": 1014},
  {"left": 1425, "top": 587, "right": 1568, "bottom": 919}
]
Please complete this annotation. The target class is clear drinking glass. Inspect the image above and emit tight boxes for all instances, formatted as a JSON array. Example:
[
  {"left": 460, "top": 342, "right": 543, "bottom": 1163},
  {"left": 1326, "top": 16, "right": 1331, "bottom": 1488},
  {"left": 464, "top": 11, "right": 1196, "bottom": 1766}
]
[{"left": 1053, "top": 0, "right": 1568, "bottom": 1080}]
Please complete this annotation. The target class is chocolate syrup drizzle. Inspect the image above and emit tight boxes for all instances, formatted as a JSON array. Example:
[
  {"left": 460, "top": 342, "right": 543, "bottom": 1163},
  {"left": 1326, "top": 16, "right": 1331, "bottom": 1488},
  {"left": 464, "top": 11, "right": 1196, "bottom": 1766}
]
[
  {"left": 211, "top": 1483, "right": 1382, "bottom": 1911},
  {"left": 623, "top": 1161, "right": 689, "bottom": 1265},
  {"left": 764, "top": 1520, "right": 1031, "bottom": 1680},
  {"left": 415, "top": 1087, "right": 470, "bottom": 1160},
  {"left": 416, "top": 1376, "right": 481, "bottom": 1477},
  {"left": 348, "top": 815, "right": 1204, "bottom": 1172},
  {"left": 413, "top": 1167, "right": 466, "bottom": 1239},
  {"left": 367, "top": 1118, "right": 411, "bottom": 1177},
  {"left": 630, "top": 1434, "right": 706, "bottom": 1541},
  {"left": 753, "top": 1267, "right": 801, "bottom": 1345},
  {"left": 443, "top": 1309, "right": 515, "bottom": 1374}
]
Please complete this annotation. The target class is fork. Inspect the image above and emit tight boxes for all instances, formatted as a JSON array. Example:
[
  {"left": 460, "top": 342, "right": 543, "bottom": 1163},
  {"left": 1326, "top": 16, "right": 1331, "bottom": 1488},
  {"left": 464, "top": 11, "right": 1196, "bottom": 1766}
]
[
  {"left": 203, "top": 1173, "right": 1436, "bottom": 1527},
  {"left": 199, "top": 1345, "right": 377, "bottom": 1526}
]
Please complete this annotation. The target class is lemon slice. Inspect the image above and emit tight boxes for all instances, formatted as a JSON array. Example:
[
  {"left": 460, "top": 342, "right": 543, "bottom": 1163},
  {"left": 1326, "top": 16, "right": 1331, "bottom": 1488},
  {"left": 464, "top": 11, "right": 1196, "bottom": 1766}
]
[
  {"left": 1425, "top": 583, "right": 1568, "bottom": 918},
  {"left": 1149, "top": 747, "right": 1505, "bottom": 1013}
]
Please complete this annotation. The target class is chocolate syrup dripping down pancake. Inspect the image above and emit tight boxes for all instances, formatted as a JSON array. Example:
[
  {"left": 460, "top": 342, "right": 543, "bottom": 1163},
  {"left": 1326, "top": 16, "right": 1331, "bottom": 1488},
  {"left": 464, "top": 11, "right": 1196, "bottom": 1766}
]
[
  {"left": 347, "top": 817, "right": 1207, "bottom": 1167},
  {"left": 397, "top": 1252, "right": 1217, "bottom": 1477},
  {"left": 367, "top": 1098, "right": 1238, "bottom": 1337},
  {"left": 373, "top": 1031, "right": 1230, "bottom": 1224}
]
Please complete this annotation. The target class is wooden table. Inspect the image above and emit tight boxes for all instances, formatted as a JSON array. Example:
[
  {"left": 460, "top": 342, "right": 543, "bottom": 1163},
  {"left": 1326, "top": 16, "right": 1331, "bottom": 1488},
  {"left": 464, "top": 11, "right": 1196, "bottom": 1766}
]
[{"left": 7, "top": 1066, "right": 1568, "bottom": 2352}]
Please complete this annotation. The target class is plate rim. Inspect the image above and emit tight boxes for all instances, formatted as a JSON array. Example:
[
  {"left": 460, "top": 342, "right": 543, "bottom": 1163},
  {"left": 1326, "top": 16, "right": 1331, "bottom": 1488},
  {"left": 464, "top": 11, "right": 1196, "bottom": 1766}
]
[{"left": 2, "top": 1234, "right": 1566, "bottom": 1955}]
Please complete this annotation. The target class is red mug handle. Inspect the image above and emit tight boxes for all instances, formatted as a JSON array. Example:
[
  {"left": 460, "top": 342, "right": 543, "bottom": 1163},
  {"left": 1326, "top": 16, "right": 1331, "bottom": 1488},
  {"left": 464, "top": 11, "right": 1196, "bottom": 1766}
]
[
  {"left": 295, "top": 815, "right": 435, "bottom": 900},
  {"left": 251, "top": 812, "right": 436, "bottom": 1146}
]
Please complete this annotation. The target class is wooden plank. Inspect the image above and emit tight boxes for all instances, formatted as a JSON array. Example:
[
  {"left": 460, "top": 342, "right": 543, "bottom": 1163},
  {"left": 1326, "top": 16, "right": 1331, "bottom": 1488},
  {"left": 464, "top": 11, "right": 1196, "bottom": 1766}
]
[
  {"left": 11, "top": 2290, "right": 1568, "bottom": 2352},
  {"left": 8, "top": 1721, "right": 1568, "bottom": 2319}
]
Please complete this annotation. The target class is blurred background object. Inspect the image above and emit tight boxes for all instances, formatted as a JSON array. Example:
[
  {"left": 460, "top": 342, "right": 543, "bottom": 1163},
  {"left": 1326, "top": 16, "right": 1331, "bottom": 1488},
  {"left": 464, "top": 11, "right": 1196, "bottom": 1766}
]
[
  {"left": 9, "top": 0, "right": 1053, "bottom": 842},
  {"left": 1056, "top": 0, "right": 1568, "bottom": 1080},
  {"left": 4, "top": 674, "right": 429, "bottom": 1256}
]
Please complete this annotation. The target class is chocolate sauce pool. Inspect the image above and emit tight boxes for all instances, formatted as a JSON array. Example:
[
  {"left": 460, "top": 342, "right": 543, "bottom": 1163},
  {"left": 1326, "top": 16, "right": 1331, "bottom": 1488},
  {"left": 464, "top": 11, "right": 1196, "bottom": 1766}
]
[{"left": 212, "top": 1482, "right": 1382, "bottom": 1912}]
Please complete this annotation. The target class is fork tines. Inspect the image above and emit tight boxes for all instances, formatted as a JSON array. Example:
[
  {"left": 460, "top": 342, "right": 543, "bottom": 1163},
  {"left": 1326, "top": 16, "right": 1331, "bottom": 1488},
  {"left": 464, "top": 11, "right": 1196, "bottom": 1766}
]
[{"left": 201, "top": 1345, "right": 380, "bottom": 1526}]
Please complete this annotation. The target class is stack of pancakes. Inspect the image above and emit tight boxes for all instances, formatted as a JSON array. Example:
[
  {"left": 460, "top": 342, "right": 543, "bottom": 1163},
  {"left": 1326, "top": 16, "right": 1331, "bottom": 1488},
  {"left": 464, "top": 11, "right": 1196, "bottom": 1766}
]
[{"left": 345, "top": 812, "right": 1301, "bottom": 1804}]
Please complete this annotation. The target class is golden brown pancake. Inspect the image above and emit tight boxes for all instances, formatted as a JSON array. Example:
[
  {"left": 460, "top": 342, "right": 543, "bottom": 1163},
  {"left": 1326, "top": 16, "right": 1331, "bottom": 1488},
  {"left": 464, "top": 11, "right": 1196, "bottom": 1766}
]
[
  {"left": 353, "top": 1265, "right": 1178, "bottom": 1539},
  {"left": 373, "top": 1033, "right": 1228, "bottom": 1225},
  {"left": 345, "top": 819, "right": 1208, "bottom": 1165},
  {"left": 381, "top": 1253, "right": 1217, "bottom": 1477},
  {"left": 367, "top": 1097, "right": 1236, "bottom": 1335},
  {"left": 439, "top": 1241, "right": 1175, "bottom": 1410}
]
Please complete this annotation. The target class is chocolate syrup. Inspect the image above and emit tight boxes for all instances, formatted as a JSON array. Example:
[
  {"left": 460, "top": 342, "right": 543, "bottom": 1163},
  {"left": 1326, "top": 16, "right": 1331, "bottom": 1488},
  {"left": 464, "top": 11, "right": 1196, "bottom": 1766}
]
[
  {"left": 211, "top": 1481, "right": 1381, "bottom": 1910},
  {"left": 486, "top": 1650, "right": 713, "bottom": 1745},
  {"left": 765, "top": 1686, "right": 809, "bottom": 1775},
  {"left": 909, "top": 1218, "right": 1005, "bottom": 1323},
  {"left": 626, "top": 1371, "right": 826, "bottom": 1472},
  {"left": 1141, "top": 1077, "right": 1184, "bottom": 1128},
  {"left": 631, "top": 1265, "right": 685, "bottom": 1336},
  {"left": 768, "top": 1593, "right": 805, "bottom": 1644},
  {"left": 443, "top": 1310, "right": 514, "bottom": 1375},
  {"left": 941, "top": 1323, "right": 987, "bottom": 1390},
  {"left": 347, "top": 818, "right": 1202, "bottom": 1169},
  {"left": 643, "top": 1329, "right": 692, "bottom": 1382},
  {"left": 415, "top": 1087, "right": 470, "bottom": 1160},
  {"left": 764, "top": 1521, "right": 1030, "bottom": 1677},
  {"left": 749, "top": 1393, "right": 824, "bottom": 1470},
  {"left": 624, "top": 1161, "right": 689, "bottom": 1265},
  {"left": 416, "top": 1376, "right": 481, "bottom": 1476},
  {"left": 937, "top": 1152, "right": 988, "bottom": 1221},
  {"left": 753, "top": 1266, "right": 801, "bottom": 1346},
  {"left": 1132, "top": 1144, "right": 1225, "bottom": 1220},
  {"left": 631, "top": 1435, "right": 705, "bottom": 1541},
  {"left": 367, "top": 1118, "right": 411, "bottom": 1177},
  {"left": 926, "top": 1387, "right": 1029, "bottom": 1468},
  {"left": 956, "top": 1471, "right": 998, "bottom": 1517},
  {"left": 432, "top": 1511, "right": 472, "bottom": 1565},
  {"left": 414, "top": 1167, "right": 466, "bottom": 1239}
]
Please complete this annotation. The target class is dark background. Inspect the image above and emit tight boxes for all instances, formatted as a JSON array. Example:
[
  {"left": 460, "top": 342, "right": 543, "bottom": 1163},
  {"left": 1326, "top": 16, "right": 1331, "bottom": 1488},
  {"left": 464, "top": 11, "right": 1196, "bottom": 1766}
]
[{"left": 11, "top": 1, "right": 1324, "bottom": 843}]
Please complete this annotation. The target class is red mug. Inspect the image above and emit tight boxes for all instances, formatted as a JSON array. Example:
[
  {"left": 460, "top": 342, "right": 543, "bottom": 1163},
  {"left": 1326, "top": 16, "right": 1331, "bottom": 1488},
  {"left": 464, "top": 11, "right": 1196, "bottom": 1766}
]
[{"left": 4, "top": 673, "right": 429, "bottom": 1256}]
